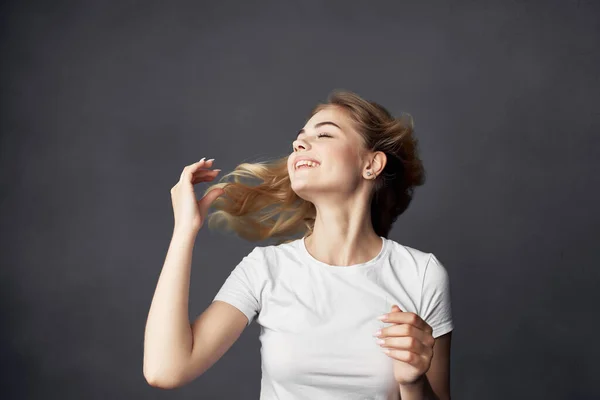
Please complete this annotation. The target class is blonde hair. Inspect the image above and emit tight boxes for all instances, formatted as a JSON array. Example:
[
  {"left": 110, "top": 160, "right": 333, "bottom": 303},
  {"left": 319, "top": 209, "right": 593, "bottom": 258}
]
[{"left": 203, "top": 89, "right": 426, "bottom": 245}]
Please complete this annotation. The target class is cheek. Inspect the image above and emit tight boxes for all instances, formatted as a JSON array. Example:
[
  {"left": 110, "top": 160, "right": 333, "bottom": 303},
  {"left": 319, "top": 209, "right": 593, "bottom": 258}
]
[
  {"left": 332, "top": 147, "right": 359, "bottom": 168},
  {"left": 325, "top": 148, "right": 360, "bottom": 178},
  {"left": 287, "top": 157, "right": 296, "bottom": 173}
]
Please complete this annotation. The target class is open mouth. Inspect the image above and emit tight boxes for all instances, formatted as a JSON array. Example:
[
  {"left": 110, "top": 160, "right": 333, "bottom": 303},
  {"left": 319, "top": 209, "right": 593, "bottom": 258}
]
[{"left": 295, "top": 160, "right": 320, "bottom": 170}]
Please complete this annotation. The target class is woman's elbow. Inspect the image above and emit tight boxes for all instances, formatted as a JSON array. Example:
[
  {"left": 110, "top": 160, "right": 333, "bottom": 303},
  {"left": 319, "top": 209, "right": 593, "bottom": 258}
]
[{"left": 143, "top": 367, "right": 186, "bottom": 389}]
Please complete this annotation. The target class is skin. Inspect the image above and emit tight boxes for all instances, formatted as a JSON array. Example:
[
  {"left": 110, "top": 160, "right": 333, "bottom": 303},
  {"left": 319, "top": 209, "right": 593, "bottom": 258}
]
[
  {"left": 378, "top": 305, "right": 452, "bottom": 400},
  {"left": 288, "top": 106, "right": 451, "bottom": 399},
  {"left": 288, "top": 106, "right": 387, "bottom": 266}
]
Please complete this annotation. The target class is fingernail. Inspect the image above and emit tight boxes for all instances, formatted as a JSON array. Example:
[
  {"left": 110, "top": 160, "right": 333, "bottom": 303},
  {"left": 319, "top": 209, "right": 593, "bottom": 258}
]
[
  {"left": 373, "top": 330, "right": 382, "bottom": 337},
  {"left": 199, "top": 157, "right": 206, "bottom": 162},
  {"left": 207, "top": 158, "right": 215, "bottom": 162},
  {"left": 376, "top": 339, "right": 385, "bottom": 345},
  {"left": 213, "top": 169, "right": 222, "bottom": 172},
  {"left": 377, "top": 314, "right": 387, "bottom": 320}
]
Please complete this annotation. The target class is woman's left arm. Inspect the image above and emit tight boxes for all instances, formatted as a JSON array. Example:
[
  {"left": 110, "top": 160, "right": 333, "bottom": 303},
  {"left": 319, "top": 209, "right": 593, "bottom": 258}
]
[
  {"left": 398, "top": 374, "right": 437, "bottom": 400},
  {"left": 376, "top": 303, "right": 452, "bottom": 400},
  {"left": 397, "top": 331, "right": 452, "bottom": 400}
]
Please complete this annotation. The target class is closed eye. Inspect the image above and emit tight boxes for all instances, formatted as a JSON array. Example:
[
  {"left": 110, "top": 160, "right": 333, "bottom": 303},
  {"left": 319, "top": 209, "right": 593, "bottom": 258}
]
[{"left": 292, "top": 132, "right": 332, "bottom": 149}]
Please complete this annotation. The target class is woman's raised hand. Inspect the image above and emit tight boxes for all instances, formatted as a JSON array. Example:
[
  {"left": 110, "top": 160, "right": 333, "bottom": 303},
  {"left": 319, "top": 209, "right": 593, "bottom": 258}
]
[{"left": 170, "top": 157, "right": 224, "bottom": 234}]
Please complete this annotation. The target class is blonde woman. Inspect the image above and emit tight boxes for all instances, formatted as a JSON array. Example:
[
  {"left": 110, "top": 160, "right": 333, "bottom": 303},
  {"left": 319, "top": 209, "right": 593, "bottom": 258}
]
[{"left": 144, "top": 90, "right": 453, "bottom": 400}]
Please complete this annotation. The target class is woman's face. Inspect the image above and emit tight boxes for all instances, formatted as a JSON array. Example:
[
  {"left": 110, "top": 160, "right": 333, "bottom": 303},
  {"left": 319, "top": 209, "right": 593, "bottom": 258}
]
[{"left": 288, "top": 106, "right": 368, "bottom": 201}]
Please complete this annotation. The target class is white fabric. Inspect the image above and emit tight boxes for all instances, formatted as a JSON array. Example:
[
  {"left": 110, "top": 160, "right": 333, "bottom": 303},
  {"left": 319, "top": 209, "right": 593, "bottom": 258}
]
[{"left": 212, "top": 236, "right": 454, "bottom": 400}]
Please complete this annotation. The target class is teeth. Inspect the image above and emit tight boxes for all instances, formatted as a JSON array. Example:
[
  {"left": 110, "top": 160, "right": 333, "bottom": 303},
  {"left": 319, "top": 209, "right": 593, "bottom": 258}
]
[{"left": 295, "top": 160, "right": 320, "bottom": 169}]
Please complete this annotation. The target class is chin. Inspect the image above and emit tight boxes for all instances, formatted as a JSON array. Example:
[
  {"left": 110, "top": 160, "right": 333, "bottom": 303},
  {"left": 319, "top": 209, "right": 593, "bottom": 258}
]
[{"left": 290, "top": 181, "right": 313, "bottom": 198}]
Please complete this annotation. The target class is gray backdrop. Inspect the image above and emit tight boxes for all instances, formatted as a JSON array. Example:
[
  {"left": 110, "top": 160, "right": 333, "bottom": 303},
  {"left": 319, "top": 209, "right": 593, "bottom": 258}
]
[{"left": 1, "top": 1, "right": 599, "bottom": 399}]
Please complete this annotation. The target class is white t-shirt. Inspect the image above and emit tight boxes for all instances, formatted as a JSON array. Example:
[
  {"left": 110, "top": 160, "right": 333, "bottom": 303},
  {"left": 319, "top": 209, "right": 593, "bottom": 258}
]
[{"left": 212, "top": 235, "right": 454, "bottom": 400}]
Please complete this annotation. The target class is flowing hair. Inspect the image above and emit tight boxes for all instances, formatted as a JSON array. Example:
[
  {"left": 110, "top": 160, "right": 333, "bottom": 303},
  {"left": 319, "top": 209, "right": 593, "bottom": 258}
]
[{"left": 203, "top": 89, "right": 426, "bottom": 245}]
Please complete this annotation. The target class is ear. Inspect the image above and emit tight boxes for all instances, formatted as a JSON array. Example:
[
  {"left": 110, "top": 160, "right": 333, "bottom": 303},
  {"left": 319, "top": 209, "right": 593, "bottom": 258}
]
[{"left": 371, "top": 151, "right": 387, "bottom": 176}]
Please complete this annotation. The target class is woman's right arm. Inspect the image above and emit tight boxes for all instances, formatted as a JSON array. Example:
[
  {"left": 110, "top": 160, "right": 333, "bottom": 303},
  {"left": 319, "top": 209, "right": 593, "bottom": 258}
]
[
  {"left": 143, "top": 229, "right": 248, "bottom": 389},
  {"left": 143, "top": 158, "right": 247, "bottom": 388}
]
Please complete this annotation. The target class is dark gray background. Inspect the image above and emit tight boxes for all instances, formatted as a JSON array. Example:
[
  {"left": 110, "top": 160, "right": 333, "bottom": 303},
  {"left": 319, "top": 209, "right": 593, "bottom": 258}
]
[{"left": 1, "top": 1, "right": 599, "bottom": 399}]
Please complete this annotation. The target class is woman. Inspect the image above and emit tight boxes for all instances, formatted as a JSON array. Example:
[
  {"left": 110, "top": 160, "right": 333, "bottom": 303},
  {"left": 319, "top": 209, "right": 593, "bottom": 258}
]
[{"left": 143, "top": 90, "right": 454, "bottom": 400}]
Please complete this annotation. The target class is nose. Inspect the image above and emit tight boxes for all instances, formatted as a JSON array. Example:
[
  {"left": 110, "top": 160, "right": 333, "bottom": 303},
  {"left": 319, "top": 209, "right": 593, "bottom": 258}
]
[{"left": 293, "top": 138, "right": 309, "bottom": 152}]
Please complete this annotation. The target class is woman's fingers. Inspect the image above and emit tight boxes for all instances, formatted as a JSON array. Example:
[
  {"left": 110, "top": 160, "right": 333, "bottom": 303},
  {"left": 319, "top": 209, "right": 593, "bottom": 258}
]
[
  {"left": 180, "top": 158, "right": 215, "bottom": 180},
  {"left": 191, "top": 169, "right": 221, "bottom": 184},
  {"left": 197, "top": 158, "right": 214, "bottom": 168},
  {"left": 180, "top": 158, "right": 220, "bottom": 182},
  {"left": 192, "top": 158, "right": 216, "bottom": 174}
]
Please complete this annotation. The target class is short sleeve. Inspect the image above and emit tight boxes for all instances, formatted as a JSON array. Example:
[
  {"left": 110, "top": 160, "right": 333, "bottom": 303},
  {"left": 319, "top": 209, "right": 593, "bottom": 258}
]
[
  {"left": 419, "top": 254, "right": 454, "bottom": 338},
  {"left": 212, "top": 246, "right": 266, "bottom": 326}
]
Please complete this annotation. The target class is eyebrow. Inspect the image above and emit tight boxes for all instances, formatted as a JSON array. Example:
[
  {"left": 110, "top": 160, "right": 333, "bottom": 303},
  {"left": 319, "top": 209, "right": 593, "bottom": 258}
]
[{"left": 296, "top": 121, "right": 342, "bottom": 139}]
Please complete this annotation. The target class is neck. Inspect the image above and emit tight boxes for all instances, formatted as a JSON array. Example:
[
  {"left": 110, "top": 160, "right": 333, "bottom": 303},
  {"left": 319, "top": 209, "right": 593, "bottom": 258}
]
[{"left": 304, "top": 200, "right": 382, "bottom": 266}]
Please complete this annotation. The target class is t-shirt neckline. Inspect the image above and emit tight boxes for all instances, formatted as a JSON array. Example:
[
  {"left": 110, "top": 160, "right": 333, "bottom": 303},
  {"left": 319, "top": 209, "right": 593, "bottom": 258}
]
[{"left": 298, "top": 235, "right": 389, "bottom": 272}]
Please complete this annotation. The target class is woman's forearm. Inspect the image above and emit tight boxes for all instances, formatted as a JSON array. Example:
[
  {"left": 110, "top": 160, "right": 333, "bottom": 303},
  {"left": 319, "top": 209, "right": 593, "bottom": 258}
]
[
  {"left": 143, "top": 228, "right": 198, "bottom": 386},
  {"left": 398, "top": 375, "right": 440, "bottom": 400}
]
